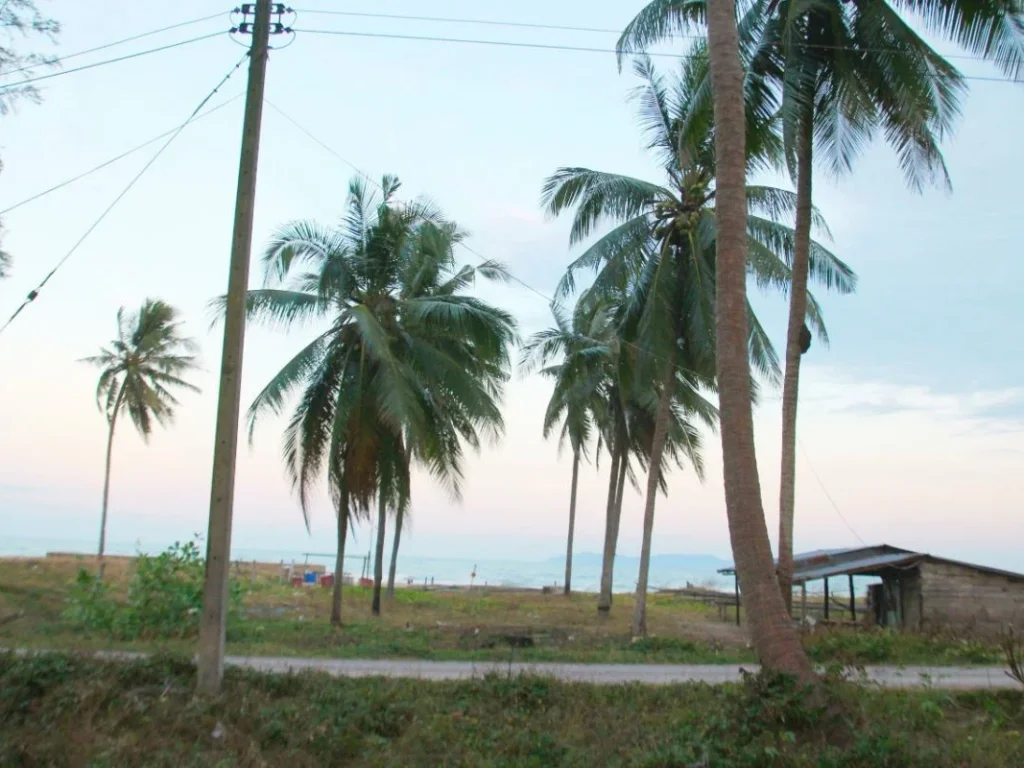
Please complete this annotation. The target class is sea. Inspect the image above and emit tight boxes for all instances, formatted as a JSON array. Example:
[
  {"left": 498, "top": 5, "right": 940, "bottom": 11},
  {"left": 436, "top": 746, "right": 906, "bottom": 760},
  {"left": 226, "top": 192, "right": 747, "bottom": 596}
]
[{"left": 0, "top": 535, "right": 732, "bottom": 593}]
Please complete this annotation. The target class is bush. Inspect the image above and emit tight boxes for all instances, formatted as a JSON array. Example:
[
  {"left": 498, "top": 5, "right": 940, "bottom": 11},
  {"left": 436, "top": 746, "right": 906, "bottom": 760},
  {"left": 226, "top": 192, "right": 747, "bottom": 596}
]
[
  {"left": 64, "top": 539, "right": 243, "bottom": 640},
  {"left": 64, "top": 570, "right": 117, "bottom": 633}
]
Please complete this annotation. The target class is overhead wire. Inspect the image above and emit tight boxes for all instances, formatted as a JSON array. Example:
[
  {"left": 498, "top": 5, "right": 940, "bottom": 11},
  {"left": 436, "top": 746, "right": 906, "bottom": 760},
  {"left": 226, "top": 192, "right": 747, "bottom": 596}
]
[
  {"left": 798, "top": 439, "right": 867, "bottom": 545},
  {"left": 0, "top": 11, "right": 227, "bottom": 78},
  {"left": 0, "top": 30, "right": 228, "bottom": 93},
  {"left": 0, "top": 52, "right": 250, "bottom": 338},
  {"left": 292, "top": 9, "right": 1007, "bottom": 66},
  {"left": 0, "top": 94, "right": 243, "bottom": 217},
  {"left": 294, "top": 27, "right": 1021, "bottom": 83}
]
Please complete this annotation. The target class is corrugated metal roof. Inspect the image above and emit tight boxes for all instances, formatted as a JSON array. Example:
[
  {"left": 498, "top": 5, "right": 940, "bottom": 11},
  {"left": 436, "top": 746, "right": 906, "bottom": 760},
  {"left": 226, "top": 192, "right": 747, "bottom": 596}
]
[
  {"left": 717, "top": 544, "right": 1024, "bottom": 583},
  {"left": 794, "top": 551, "right": 922, "bottom": 582}
]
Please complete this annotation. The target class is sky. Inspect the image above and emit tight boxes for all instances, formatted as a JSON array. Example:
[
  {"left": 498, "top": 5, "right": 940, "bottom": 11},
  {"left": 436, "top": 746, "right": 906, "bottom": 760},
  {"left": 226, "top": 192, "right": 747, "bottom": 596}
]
[{"left": 0, "top": 1, "right": 1021, "bottom": 573}]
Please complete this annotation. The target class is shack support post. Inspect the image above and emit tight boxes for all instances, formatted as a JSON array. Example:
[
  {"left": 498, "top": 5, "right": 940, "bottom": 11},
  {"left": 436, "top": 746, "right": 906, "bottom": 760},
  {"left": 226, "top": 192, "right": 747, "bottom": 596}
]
[{"left": 848, "top": 574, "right": 856, "bottom": 621}]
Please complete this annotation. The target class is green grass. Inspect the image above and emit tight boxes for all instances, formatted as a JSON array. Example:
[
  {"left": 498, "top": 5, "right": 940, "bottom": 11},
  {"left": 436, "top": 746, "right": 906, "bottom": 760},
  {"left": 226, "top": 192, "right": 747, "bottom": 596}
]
[
  {"left": 1, "top": 652, "right": 1022, "bottom": 767},
  {"left": 0, "top": 556, "right": 1006, "bottom": 666}
]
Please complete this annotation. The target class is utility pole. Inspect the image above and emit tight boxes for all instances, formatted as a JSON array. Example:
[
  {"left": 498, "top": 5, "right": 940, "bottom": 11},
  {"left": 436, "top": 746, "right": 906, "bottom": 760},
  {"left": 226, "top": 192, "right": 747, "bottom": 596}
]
[{"left": 197, "top": 0, "right": 272, "bottom": 696}]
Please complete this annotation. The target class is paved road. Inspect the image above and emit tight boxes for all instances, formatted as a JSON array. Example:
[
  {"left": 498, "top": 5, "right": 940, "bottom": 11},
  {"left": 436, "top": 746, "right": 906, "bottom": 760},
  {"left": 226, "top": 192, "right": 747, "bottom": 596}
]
[
  {"left": 228, "top": 656, "right": 1017, "bottom": 689},
  {"left": 31, "top": 650, "right": 1014, "bottom": 689}
]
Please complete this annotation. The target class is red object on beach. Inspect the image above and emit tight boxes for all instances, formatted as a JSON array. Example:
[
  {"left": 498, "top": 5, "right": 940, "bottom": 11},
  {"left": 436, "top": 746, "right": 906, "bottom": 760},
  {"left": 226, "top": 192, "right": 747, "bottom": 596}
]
[
  {"left": 359, "top": 577, "right": 373, "bottom": 587},
  {"left": 320, "top": 574, "right": 334, "bottom": 588}
]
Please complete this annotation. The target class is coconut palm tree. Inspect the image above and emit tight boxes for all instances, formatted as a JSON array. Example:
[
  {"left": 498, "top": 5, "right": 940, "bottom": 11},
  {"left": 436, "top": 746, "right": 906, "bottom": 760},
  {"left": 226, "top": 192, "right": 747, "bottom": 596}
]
[
  {"left": 543, "top": 54, "right": 855, "bottom": 619},
  {"left": 521, "top": 300, "right": 611, "bottom": 595},
  {"left": 81, "top": 299, "right": 200, "bottom": 579},
  {"left": 619, "top": 0, "right": 1024, "bottom": 618},
  {"left": 386, "top": 502, "right": 410, "bottom": 598},
  {"left": 236, "top": 174, "right": 516, "bottom": 625},
  {"left": 688, "top": 0, "right": 814, "bottom": 679}
]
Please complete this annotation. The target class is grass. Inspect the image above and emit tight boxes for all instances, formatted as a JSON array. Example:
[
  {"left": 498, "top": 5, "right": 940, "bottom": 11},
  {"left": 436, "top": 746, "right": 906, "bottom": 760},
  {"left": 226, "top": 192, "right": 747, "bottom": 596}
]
[
  {"left": 1, "top": 652, "right": 1022, "bottom": 767},
  {"left": 0, "top": 555, "right": 1006, "bottom": 666}
]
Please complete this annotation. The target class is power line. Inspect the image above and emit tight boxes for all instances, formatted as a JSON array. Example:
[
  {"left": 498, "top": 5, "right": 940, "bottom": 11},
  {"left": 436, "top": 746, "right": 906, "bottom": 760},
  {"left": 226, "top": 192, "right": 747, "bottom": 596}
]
[
  {"left": 0, "top": 94, "right": 243, "bottom": 217},
  {"left": 266, "top": 99, "right": 578, "bottom": 309},
  {"left": 0, "top": 53, "right": 249, "bottom": 338},
  {"left": 293, "top": 9, "right": 1001, "bottom": 65},
  {"left": 296, "top": 27, "right": 1020, "bottom": 82},
  {"left": 797, "top": 439, "right": 867, "bottom": 545},
  {"left": 0, "top": 31, "right": 227, "bottom": 93},
  {"left": 294, "top": 27, "right": 705, "bottom": 61},
  {"left": 294, "top": 8, "right": 625, "bottom": 36},
  {"left": 0, "top": 12, "right": 227, "bottom": 78}
]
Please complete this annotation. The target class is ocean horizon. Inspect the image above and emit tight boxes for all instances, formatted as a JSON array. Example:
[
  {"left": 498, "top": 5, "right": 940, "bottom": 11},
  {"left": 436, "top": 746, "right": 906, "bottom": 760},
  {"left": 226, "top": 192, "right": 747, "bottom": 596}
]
[{"left": 1, "top": 535, "right": 732, "bottom": 593}]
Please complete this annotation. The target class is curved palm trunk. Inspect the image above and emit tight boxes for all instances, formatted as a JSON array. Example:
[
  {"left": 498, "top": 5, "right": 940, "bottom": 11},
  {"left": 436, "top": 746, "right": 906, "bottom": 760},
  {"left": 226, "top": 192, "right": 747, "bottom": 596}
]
[
  {"left": 632, "top": 365, "right": 674, "bottom": 637},
  {"left": 386, "top": 505, "right": 403, "bottom": 598},
  {"left": 777, "top": 114, "right": 814, "bottom": 616},
  {"left": 707, "top": 0, "right": 814, "bottom": 681},
  {"left": 371, "top": 493, "right": 387, "bottom": 616},
  {"left": 330, "top": 485, "right": 349, "bottom": 626},
  {"left": 97, "top": 385, "right": 126, "bottom": 581},
  {"left": 597, "top": 444, "right": 622, "bottom": 614},
  {"left": 564, "top": 449, "right": 581, "bottom": 596}
]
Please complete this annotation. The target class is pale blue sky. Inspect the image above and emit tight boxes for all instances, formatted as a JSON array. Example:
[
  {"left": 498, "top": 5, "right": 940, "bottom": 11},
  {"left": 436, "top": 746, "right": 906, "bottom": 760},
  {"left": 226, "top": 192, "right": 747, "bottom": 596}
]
[{"left": 1, "top": 1, "right": 1021, "bottom": 572}]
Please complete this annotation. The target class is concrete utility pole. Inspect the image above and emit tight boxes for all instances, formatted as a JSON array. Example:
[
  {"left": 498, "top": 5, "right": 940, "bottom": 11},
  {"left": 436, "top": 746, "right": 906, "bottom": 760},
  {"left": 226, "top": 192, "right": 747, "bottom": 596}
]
[{"left": 197, "top": 0, "right": 272, "bottom": 696}]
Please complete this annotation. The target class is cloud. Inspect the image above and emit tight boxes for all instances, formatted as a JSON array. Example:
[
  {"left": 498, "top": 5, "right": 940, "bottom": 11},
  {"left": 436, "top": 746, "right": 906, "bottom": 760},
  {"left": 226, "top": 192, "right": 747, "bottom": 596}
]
[{"left": 813, "top": 367, "right": 1024, "bottom": 434}]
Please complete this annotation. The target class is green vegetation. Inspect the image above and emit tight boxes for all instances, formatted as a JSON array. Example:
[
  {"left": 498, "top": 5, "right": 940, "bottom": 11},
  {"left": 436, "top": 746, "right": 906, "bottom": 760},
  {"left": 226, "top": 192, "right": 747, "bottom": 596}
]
[
  {"left": 65, "top": 541, "right": 242, "bottom": 641},
  {"left": 0, "top": 557, "right": 1006, "bottom": 666},
  {"left": 2, "top": 652, "right": 1022, "bottom": 767}
]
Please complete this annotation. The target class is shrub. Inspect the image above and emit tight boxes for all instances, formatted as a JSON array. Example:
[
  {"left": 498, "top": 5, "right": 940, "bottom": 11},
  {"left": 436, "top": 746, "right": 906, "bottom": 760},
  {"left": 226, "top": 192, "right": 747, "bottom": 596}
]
[{"left": 64, "top": 539, "right": 242, "bottom": 640}]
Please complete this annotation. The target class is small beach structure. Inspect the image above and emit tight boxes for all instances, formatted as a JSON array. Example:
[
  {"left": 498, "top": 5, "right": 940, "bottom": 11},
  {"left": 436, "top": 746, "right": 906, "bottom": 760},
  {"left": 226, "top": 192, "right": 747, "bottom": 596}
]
[{"left": 719, "top": 544, "right": 1024, "bottom": 635}]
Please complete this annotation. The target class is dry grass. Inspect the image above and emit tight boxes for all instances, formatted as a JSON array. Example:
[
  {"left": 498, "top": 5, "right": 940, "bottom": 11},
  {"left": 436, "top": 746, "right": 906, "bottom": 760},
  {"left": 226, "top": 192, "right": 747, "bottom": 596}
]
[{"left": 0, "top": 555, "right": 1005, "bottom": 665}]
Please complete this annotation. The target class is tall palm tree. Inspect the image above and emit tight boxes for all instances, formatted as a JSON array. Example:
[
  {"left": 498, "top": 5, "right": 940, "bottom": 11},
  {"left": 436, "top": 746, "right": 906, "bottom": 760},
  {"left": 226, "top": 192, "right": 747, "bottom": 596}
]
[
  {"left": 542, "top": 55, "right": 854, "bottom": 618},
  {"left": 619, "top": 0, "right": 1024, "bottom": 616},
  {"left": 521, "top": 300, "right": 609, "bottom": 595},
  {"left": 81, "top": 299, "right": 200, "bottom": 580},
  {"left": 236, "top": 175, "right": 516, "bottom": 625},
  {"left": 695, "top": 0, "right": 814, "bottom": 679}
]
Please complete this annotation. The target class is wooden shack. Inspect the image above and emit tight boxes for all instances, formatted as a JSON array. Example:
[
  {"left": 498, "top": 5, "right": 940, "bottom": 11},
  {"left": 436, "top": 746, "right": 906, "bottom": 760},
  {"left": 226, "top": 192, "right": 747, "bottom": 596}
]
[{"left": 720, "top": 544, "right": 1024, "bottom": 636}]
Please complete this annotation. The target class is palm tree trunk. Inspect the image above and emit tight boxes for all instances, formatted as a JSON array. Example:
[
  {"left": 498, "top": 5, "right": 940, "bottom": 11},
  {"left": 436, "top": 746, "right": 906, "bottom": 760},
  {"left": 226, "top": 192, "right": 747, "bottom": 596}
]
[
  {"left": 371, "top": 493, "right": 387, "bottom": 616},
  {"left": 564, "top": 449, "right": 580, "bottom": 596},
  {"left": 706, "top": 0, "right": 814, "bottom": 681},
  {"left": 632, "top": 365, "right": 674, "bottom": 637},
  {"left": 97, "top": 385, "right": 126, "bottom": 581},
  {"left": 777, "top": 113, "right": 814, "bottom": 616},
  {"left": 387, "top": 505, "right": 403, "bottom": 598},
  {"left": 597, "top": 443, "right": 621, "bottom": 614},
  {"left": 331, "top": 486, "right": 349, "bottom": 626}
]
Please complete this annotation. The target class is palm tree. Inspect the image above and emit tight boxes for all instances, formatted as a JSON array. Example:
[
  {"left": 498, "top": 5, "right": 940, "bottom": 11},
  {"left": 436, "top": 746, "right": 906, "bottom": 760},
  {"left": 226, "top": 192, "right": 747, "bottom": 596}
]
[
  {"left": 81, "top": 299, "right": 200, "bottom": 580},
  {"left": 542, "top": 55, "right": 854, "bottom": 619},
  {"left": 236, "top": 174, "right": 516, "bottom": 625},
  {"left": 521, "top": 300, "right": 609, "bottom": 595},
  {"left": 386, "top": 502, "right": 410, "bottom": 598},
  {"left": 619, "top": 0, "right": 1024, "bottom": 617},
  {"left": 696, "top": 0, "right": 815, "bottom": 679}
]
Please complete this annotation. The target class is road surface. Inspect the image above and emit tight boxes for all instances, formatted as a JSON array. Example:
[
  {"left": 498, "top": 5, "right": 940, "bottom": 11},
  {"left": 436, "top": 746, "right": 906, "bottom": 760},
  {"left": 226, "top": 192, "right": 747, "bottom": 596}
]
[{"left": 13, "top": 649, "right": 1017, "bottom": 689}]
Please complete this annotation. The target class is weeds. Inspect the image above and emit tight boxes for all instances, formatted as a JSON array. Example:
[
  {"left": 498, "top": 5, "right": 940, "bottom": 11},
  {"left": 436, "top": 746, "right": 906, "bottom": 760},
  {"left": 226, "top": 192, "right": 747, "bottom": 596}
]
[
  {"left": 0, "top": 653, "right": 1021, "bottom": 767},
  {"left": 1004, "top": 625, "right": 1024, "bottom": 688}
]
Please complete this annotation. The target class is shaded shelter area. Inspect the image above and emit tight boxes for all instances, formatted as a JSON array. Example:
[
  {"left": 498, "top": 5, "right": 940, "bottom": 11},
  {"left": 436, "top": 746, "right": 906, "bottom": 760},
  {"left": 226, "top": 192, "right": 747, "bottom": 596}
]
[{"left": 719, "top": 545, "right": 1024, "bottom": 635}]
